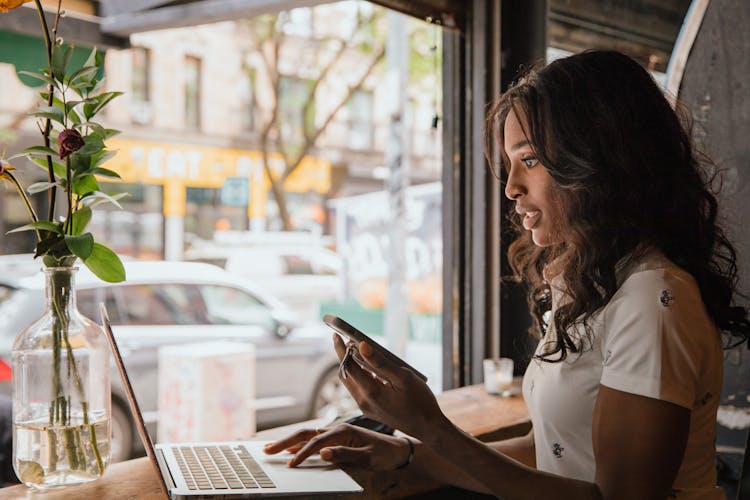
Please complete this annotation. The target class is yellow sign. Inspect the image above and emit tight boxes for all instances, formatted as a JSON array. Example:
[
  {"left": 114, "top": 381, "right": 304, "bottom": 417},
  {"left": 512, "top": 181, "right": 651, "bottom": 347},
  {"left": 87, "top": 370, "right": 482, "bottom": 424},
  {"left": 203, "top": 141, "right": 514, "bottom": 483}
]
[{"left": 105, "top": 138, "right": 331, "bottom": 218}]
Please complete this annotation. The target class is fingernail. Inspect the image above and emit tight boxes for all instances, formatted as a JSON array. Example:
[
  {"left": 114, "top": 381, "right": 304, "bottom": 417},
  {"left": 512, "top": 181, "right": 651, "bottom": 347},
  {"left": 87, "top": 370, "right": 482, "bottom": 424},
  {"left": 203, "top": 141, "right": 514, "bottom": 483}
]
[
  {"left": 320, "top": 448, "right": 332, "bottom": 460},
  {"left": 360, "top": 342, "right": 372, "bottom": 356}
]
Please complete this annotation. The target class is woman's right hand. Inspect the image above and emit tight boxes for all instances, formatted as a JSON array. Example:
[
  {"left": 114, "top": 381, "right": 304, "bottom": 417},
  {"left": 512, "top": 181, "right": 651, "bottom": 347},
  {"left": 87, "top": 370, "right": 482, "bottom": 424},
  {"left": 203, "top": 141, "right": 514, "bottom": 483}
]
[{"left": 263, "top": 423, "right": 413, "bottom": 471}]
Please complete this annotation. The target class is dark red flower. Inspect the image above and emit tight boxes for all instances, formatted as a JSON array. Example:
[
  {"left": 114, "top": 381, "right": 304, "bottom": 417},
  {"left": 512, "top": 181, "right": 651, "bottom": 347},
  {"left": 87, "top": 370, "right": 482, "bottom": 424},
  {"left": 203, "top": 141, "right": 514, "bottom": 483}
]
[{"left": 58, "top": 129, "right": 85, "bottom": 159}]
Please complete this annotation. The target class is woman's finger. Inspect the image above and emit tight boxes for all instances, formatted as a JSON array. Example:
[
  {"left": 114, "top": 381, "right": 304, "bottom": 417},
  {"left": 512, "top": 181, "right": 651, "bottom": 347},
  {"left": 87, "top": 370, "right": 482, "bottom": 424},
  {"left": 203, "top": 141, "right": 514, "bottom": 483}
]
[
  {"left": 288, "top": 429, "right": 351, "bottom": 467},
  {"left": 333, "top": 332, "right": 347, "bottom": 361},
  {"left": 263, "top": 429, "right": 320, "bottom": 455},
  {"left": 319, "top": 445, "right": 371, "bottom": 467},
  {"left": 358, "top": 341, "right": 407, "bottom": 383},
  {"left": 339, "top": 350, "right": 382, "bottom": 401}
]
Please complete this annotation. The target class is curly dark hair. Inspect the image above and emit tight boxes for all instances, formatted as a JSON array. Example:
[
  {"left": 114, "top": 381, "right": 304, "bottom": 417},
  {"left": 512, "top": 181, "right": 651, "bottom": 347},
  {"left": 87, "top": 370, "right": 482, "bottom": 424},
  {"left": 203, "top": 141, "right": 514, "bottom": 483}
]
[{"left": 485, "top": 50, "right": 749, "bottom": 361}]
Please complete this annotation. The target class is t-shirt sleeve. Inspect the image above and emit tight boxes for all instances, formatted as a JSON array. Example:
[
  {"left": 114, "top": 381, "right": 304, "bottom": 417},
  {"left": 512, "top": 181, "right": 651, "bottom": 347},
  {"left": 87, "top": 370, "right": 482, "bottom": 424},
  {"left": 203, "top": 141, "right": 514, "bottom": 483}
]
[{"left": 599, "top": 269, "right": 712, "bottom": 409}]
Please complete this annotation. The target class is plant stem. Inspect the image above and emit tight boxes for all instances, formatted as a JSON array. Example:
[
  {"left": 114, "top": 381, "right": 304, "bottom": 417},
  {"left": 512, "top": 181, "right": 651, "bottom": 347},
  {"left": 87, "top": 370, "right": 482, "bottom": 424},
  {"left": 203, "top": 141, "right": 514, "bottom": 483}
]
[
  {"left": 48, "top": 269, "right": 105, "bottom": 473},
  {"left": 3, "top": 170, "right": 41, "bottom": 242},
  {"left": 32, "top": 0, "right": 57, "bottom": 221},
  {"left": 65, "top": 157, "right": 72, "bottom": 235},
  {"left": 47, "top": 429, "right": 58, "bottom": 472},
  {"left": 88, "top": 422, "right": 104, "bottom": 475}
]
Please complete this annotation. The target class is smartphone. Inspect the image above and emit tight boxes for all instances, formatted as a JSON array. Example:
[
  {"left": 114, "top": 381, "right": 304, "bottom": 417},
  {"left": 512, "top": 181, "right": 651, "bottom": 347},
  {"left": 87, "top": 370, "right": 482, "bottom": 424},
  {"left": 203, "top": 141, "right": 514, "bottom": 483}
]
[{"left": 323, "top": 314, "right": 428, "bottom": 382}]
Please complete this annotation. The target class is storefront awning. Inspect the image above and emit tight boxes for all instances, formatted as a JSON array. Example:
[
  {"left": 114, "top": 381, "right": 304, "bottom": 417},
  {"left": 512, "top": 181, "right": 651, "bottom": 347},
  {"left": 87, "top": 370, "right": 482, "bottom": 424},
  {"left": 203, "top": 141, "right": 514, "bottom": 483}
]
[{"left": 0, "top": 30, "right": 105, "bottom": 87}]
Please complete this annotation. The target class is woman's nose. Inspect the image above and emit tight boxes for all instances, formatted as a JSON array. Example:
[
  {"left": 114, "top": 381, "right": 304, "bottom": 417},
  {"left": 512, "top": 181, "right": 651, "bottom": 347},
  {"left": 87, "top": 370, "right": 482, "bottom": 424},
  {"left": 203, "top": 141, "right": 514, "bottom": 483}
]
[{"left": 504, "top": 170, "right": 525, "bottom": 200}]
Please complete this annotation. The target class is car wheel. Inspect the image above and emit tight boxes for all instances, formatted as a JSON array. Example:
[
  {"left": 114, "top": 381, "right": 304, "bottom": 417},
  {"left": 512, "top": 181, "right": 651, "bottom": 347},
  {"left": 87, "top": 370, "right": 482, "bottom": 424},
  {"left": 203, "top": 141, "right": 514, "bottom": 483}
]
[
  {"left": 310, "top": 366, "right": 358, "bottom": 421},
  {"left": 110, "top": 401, "right": 133, "bottom": 463}
]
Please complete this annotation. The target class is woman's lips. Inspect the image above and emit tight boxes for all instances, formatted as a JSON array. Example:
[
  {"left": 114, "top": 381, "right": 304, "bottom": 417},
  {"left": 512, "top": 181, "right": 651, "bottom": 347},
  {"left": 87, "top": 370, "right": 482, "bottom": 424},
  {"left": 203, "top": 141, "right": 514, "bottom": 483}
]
[{"left": 522, "top": 211, "right": 541, "bottom": 230}]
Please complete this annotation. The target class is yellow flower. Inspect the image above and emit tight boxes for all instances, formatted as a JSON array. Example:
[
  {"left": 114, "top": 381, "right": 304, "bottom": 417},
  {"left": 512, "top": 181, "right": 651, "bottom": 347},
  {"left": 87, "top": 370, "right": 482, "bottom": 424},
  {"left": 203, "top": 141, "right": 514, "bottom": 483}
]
[
  {"left": 0, "top": 161, "right": 16, "bottom": 180},
  {"left": 0, "top": 0, "right": 30, "bottom": 13}
]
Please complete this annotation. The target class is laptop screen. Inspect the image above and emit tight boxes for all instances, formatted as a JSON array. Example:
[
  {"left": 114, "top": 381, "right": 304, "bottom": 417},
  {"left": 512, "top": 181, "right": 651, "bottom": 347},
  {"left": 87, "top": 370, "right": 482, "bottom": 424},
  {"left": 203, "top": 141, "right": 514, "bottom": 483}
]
[{"left": 99, "top": 303, "right": 171, "bottom": 498}]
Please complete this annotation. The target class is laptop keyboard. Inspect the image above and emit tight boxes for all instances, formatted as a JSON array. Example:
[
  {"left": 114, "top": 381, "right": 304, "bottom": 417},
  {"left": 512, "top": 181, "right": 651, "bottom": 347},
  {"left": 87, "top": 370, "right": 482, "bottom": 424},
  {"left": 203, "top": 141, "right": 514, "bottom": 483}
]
[{"left": 173, "top": 444, "right": 276, "bottom": 491}]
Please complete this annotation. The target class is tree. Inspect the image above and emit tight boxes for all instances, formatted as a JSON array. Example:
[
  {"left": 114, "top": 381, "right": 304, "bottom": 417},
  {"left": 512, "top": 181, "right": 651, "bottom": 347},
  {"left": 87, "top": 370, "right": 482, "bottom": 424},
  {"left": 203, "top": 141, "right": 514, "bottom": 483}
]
[{"left": 241, "top": 4, "right": 386, "bottom": 230}]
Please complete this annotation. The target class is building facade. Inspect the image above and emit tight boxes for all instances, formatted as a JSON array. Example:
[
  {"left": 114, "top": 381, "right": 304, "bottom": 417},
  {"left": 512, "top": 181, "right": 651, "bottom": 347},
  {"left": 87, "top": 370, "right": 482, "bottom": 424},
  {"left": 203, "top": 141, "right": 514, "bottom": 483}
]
[{"left": 0, "top": 2, "right": 442, "bottom": 259}]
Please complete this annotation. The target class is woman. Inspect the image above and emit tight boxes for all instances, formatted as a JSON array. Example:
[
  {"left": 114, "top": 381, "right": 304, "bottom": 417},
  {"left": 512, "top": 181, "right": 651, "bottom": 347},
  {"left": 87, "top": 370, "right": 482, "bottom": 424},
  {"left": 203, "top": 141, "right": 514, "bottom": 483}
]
[{"left": 264, "top": 50, "right": 749, "bottom": 499}]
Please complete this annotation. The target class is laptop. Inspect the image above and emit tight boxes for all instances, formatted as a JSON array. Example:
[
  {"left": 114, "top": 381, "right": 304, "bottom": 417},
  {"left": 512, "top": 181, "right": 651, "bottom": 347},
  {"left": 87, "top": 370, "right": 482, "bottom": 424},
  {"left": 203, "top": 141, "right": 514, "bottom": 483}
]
[{"left": 99, "top": 304, "right": 363, "bottom": 499}]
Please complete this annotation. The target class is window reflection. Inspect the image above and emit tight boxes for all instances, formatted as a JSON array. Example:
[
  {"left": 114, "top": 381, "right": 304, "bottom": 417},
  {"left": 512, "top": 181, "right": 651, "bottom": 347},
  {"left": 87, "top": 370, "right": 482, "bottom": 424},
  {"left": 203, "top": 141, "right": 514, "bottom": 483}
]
[{"left": 198, "top": 284, "right": 275, "bottom": 330}]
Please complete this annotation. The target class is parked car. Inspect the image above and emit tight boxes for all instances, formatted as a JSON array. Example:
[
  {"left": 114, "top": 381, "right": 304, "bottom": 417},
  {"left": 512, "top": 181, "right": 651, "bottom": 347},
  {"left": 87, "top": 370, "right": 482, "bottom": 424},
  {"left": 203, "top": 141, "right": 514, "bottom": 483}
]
[
  {"left": 0, "top": 261, "right": 354, "bottom": 463},
  {"left": 186, "top": 243, "right": 343, "bottom": 322}
]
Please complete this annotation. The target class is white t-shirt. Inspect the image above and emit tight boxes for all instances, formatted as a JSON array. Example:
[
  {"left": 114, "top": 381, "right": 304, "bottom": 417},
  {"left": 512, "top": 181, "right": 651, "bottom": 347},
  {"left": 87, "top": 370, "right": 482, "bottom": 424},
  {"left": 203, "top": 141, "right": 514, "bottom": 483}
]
[{"left": 522, "top": 249, "right": 724, "bottom": 499}]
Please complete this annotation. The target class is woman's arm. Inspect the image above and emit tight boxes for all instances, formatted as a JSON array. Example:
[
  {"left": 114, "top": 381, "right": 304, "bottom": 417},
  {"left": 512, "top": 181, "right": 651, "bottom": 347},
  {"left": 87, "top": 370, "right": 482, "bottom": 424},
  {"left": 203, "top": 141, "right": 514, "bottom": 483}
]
[
  {"left": 414, "top": 386, "right": 689, "bottom": 500},
  {"left": 350, "top": 339, "right": 690, "bottom": 499},
  {"left": 405, "top": 429, "right": 536, "bottom": 494},
  {"left": 268, "top": 426, "right": 535, "bottom": 495},
  {"left": 488, "top": 429, "right": 536, "bottom": 468}
]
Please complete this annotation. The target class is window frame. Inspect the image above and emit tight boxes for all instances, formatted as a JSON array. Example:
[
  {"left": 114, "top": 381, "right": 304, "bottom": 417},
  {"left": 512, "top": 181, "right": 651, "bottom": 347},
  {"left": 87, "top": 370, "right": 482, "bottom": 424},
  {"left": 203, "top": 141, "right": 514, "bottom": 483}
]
[
  {"left": 370, "top": 0, "right": 507, "bottom": 388},
  {"left": 131, "top": 46, "right": 151, "bottom": 103},
  {"left": 184, "top": 54, "right": 202, "bottom": 129}
]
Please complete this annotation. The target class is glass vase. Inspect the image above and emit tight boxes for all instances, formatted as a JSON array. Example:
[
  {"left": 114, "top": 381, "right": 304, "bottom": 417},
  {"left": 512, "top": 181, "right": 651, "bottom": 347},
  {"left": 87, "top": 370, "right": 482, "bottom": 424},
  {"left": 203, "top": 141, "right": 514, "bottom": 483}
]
[{"left": 11, "top": 267, "right": 110, "bottom": 489}]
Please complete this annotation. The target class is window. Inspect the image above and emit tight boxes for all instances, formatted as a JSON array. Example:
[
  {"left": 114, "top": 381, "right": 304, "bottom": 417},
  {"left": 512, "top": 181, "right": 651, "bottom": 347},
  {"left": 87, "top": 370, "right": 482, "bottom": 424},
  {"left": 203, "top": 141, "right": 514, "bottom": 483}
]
[
  {"left": 198, "top": 285, "right": 275, "bottom": 330},
  {"left": 131, "top": 47, "right": 150, "bottom": 102},
  {"left": 117, "top": 284, "right": 206, "bottom": 324},
  {"left": 279, "top": 76, "right": 313, "bottom": 146},
  {"left": 281, "top": 255, "right": 314, "bottom": 275},
  {"left": 347, "top": 89, "right": 373, "bottom": 150},
  {"left": 130, "top": 47, "right": 152, "bottom": 124},
  {"left": 78, "top": 287, "right": 122, "bottom": 324},
  {"left": 184, "top": 56, "right": 201, "bottom": 128},
  {"left": 280, "top": 7, "right": 313, "bottom": 37},
  {"left": 239, "top": 67, "right": 257, "bottom": 132}
]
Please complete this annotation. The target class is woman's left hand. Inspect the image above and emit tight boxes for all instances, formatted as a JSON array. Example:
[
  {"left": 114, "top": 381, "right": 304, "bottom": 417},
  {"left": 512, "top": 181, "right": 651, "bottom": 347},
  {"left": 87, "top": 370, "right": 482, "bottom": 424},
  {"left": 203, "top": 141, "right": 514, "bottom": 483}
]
[
  {"left": 333, "top": 333, "right": 448, "bottom": 440},
  {"left": 264, "top": 423, "right": 413, "bottom": 471}
]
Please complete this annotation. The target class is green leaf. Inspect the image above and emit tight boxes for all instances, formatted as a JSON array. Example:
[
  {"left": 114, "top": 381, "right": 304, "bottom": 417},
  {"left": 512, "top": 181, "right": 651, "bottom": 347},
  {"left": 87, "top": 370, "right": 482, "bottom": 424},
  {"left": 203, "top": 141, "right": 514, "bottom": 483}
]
[
  {"left": 79, "top": 191, "right": 127, "bottom": 209},
  {"left": 27, "top": 181, "right": 59, "bottom": 194},
  {"left": 74, "top": 121, "right": 104, "bottom": 137},
  {"left": 72, "top": 174, "right": 99, "bottom": 196},
  {"left": 69, "top": 154, "right": 91, "bottom": 175},
  {"left": 76, "top": 135, "right": 104, "bottom": 156},
  {"left": 17, "top": 71, "right": 54, "bottom": 86},
  {"left": 83, "top": 47, "right": 98, "bottom": 70},
  {"left": 90, "top": 76, "right": 107, "bottom": 94},
  {"left": 30, "top": 106, "right": 65, "bottom": 125},
  {"left": 49, "top": 95, "right": 66, "bottom": 113},
  {"left": 102, "top": 128, "right": 121, "bottom": 139},
  {"left": 19, "top": 145, "right": 58, "bottom": 157},
  {"left": 83, "top": 243, "right": 126, "bottom": 283},
  {"left": 69, "top": 80, "right": 95, "bottom": 92},
  {"left": 92, "top": 167, "right": 121, "bottom": 179},
  {"left": 6, "top": 220, "right": 61, "bottom": 234},
  {"left": 83, "top": 91, "right": 123, "bottom": 120},
  {"left": 28, "top": 157, "right": 66, "bottom": 178},
  {"left": 91, "top": 150, "right": 116, "bottom": 169},
  {"left": 65, "top": 233, "right": 94, "bottom": 260},
  {"left": 51, "top": 44, "right": 73, "bottom": 81},
  {"left": 66, "top": 66, "right": 98, "bottom": 85},
  {"left": 68, "top": 109, "right": 82, "bottom": 125},
  {"left": 71, "top": 207, "right": 92, "bottom": 235},
  {"left": 51, "top": 95, "right": 82, "bottom": 124}
]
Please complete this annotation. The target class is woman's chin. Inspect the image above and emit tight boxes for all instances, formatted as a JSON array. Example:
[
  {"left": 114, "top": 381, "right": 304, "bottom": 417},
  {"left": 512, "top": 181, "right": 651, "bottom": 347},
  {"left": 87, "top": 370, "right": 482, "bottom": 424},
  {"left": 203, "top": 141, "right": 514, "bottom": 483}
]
[{"left": 530, "top": 229, "right": 553, "bottom": 247}]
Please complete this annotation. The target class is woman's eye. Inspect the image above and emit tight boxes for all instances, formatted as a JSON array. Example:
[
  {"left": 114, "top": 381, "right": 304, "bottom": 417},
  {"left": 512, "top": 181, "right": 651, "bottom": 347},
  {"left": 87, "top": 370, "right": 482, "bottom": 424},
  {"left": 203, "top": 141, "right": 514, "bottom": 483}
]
[{"left": 522, "top": 157, "right": 538, "bottom": 168}]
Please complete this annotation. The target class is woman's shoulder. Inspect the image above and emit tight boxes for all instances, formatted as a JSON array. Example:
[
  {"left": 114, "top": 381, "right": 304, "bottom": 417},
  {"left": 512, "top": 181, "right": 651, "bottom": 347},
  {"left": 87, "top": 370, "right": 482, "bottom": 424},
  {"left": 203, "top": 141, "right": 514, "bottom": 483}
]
[
  {"left": 604, "top": 247, "right": 709, "bottom": 328},
  {"left": 615, "top": 247, "right": 699, "bottom": 298}
]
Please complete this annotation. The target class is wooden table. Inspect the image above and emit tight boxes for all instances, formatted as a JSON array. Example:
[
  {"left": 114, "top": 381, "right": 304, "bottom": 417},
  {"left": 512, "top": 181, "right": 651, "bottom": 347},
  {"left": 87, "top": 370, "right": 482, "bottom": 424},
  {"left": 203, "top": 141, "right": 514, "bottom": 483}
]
[{"left": 0, "top": 383, "right": 529, "bottom": 499}]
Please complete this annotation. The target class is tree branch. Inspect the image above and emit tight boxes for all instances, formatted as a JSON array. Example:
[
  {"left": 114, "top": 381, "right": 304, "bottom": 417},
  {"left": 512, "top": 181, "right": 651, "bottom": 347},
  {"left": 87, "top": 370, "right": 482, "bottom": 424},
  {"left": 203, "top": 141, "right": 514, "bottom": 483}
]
[{"left": 283, "top": 43, "right": 385, "bottom": 180}]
